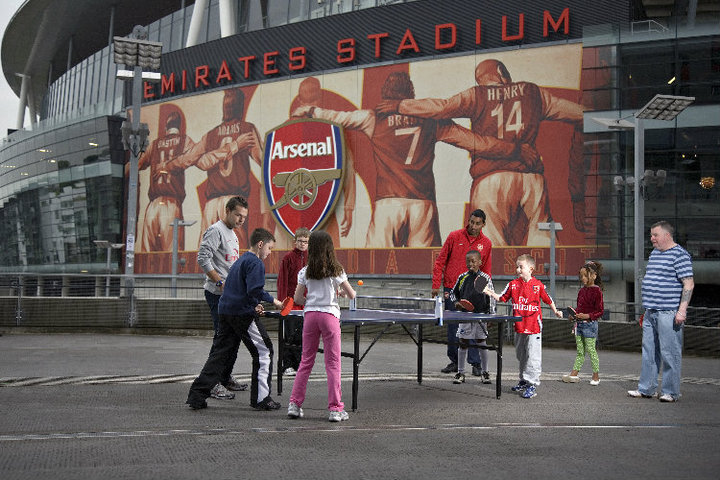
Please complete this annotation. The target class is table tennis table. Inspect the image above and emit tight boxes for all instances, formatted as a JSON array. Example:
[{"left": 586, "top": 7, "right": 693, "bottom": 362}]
[{"left": 268, "top": 298, "right": 520, "bottom": 411}]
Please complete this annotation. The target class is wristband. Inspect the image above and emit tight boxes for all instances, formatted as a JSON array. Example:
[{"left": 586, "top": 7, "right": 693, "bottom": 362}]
[{"left": 216, "top": 280, "right": 223, "bottom": 287}]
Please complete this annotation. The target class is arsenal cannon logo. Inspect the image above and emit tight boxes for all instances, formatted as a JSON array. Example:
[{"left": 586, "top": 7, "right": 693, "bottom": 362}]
[{"left": 263, "top": 119, "right": 346, "bottom": 237}]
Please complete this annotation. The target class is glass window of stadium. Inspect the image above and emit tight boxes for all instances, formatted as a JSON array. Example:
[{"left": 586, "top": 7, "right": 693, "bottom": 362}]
[
  {"left": 620, "top": 37, "right": 720, "bottom": 108},
  {"left": 582, "top": 37, "right": 720, "bottom": 262},
  {"left": 0, "top": 118, "right": 126, "bottom": 272}
]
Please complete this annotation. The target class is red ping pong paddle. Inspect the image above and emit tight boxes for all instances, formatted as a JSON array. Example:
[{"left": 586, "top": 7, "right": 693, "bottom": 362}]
[
  {"left": 473, "top": 272, "right": 491, "bottom": 294},
  {"left": 458, "top": 299, "right": 474, "bottom": 312},
  {"left": 280, "top": 297, "right": 294, "bottom": 316}
]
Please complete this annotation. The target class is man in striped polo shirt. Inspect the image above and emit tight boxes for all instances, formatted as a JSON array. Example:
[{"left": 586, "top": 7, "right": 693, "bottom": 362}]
[{"left": 629, "top": 221, "right": 694, "bottom": 402}]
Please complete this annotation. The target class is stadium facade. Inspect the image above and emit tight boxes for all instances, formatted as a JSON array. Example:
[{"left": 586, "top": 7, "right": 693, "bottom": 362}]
[{"left": 1, "top": 0, "right": 718, "bottom": 307}]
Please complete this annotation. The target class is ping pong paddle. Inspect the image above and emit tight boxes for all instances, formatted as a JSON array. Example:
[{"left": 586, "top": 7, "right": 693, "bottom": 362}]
[
  {"left": 280, "top": 297, "right": 294, "bottom": 316},
  {"left": 458, "top": 299, "right": 474, "bottom": 312},
  {"left": 563, "top": 306, "right": 577, "bottom": 320},
  {"left": 473, "top": 272, "right": 492, "bottom": 294}
]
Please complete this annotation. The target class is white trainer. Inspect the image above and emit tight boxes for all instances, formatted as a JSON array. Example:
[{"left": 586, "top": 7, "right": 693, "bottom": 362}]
[
  {"left": 210, "top": 383, "right": 235, "bottom": 400},
  {"left": 287, "top": 402, "right": 304, "bottom": 418},
  {"left": 328, "top": 410, "right": 349, "bottom": 422}
]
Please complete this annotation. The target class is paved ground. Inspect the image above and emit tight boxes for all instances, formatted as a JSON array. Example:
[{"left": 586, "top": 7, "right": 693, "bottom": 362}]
[{"left": 1, "top": 330, "right": 719, "bottom": 480}]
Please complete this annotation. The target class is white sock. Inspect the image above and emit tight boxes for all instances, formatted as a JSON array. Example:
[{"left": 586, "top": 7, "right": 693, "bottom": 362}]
[{"left": 457, "top": 347, "right": 467, "bottom": 374}]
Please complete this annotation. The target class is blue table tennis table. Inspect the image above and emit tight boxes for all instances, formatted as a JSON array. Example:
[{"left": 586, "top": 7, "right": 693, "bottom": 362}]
[{"left": 269, "top": 299, "right": 520, "bottom": 411}]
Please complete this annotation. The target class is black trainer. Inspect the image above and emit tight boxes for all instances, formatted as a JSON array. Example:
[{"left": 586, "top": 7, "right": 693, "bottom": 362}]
[
  {"left": 253, "top": 396, "right": 281, "bottom": 410},
  {"left": 441, "top": 362, "right": 458, "bottom": 374},
  {"left": 481, "top": 371, "right": 492, "bottom": 384},
  {"left": 471, "top": 364, "right": 482, "bottom": 376},
  {"left": 187, "top": 401, "right": 207, "bottom": 410}
]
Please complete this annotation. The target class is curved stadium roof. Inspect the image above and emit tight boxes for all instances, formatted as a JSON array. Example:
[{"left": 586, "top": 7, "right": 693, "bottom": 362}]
[{"left": 1, "top": 0, "right": 193, "bottom": 117}]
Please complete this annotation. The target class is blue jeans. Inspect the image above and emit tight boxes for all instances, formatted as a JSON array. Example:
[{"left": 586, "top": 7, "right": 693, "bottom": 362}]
[
  {"left": 637, "top": 308, "right": 683, "bottom": 399},
  {"left": 444, "top": 287, "right": 481, "bottom": 366},
  {"left": 204, "top": 290, "right": 237, "bottom": 385}
]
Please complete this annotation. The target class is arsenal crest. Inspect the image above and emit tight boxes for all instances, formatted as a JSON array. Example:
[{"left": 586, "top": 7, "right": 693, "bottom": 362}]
[{"left": 263, "top": 119, "right": 345, "bottom": 237}]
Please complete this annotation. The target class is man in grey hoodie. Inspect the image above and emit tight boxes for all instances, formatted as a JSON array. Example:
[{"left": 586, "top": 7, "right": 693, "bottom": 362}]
[{"left": 197, "top": 195, "right": 249, "bottom": 399}]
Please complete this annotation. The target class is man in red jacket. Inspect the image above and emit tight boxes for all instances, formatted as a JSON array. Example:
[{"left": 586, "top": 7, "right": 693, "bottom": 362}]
[
  {"left": 277, "top": 227, "right": 310, "bottom": 376},
  {"left": 432, "top": 209, "right": 492, "bottom": 374}
]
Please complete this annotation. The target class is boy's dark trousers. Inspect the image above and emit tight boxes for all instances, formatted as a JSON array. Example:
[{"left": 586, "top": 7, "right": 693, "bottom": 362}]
[
  {"left": 187, "top": 313, "right": 274, "bottom": 408},
  {"left": 282, "top": 317, "right": 303, "bottom": 370}
]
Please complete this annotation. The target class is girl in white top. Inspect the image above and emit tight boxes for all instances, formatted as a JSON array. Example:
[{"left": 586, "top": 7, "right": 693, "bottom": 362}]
[{"left": 287, "top": 230, "right": 356, "bottom": 422}]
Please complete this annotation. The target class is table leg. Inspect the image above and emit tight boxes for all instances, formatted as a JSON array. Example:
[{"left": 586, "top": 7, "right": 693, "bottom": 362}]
[
  {"left": 496, "top": 320, "right": 503, "bottom": 399},
  {"left": 417, "top": 323, "right": 423, "bottom": 385},
  {"left": 277, "top": 316, "right": 284, "bottom": 396},
  {"left": 352, "top": 324, "right": 360, "bottom": 412}
]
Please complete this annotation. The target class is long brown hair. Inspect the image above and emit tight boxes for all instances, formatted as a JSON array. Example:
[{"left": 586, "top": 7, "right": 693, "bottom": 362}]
[{"left": 305, "top": 230, "right": 343, "bottom": 280}]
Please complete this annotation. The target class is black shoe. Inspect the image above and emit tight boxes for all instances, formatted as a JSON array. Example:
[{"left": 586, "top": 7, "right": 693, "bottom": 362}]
[
  {"left": 471, "top": 365, "right": 482, "bottom": 376},
  {"left": 441, "top": 362, "right": 458, "bottom": 374},
  {"left": 253, "top": 396, "right": 281, "bottom": 410},
  {"left": 481, "top": 371, "right": 492, "bottom": 384},
  {"left": 187, "top": 401, "right": 207, "bottom": 410}
]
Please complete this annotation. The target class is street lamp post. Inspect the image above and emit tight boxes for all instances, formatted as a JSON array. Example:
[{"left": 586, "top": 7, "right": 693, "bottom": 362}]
[
  {"left": 631, "top": 95, "right": 694, "bottom": 315},
  {"left": 93, "top": 240, "right": 125, "bottom": 297},
  {"left": 538, "top": 220, "right": 563, "bottom": 300},
  {"left": 594, "top": 94, "right": 694, "bottom": 316},
  {"left": 171, "top": 218, "right": 196, "bottom": 298},
  {"left": 113, "top": 26, "right": 162, "bottom": 325}
]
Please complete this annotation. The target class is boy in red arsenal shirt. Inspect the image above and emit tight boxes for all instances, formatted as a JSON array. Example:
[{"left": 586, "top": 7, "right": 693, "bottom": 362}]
[
  {"left": 487, "top": 254, "right": 562, "bottom": 399},
  {"left": 432, "top": 209, "right": 492, "bottom": 374},
  {"left": 277, "top": 228, "right": 310, "bottom": 376}
]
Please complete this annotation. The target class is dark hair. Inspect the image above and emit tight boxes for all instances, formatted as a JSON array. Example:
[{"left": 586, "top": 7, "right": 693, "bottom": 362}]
[
  {"left": 381, "top": 72, "right": 415, "bottom": 100},
  {"left": 165, "top": 111, "right": 182, "bottom": 131},
  {"left": 306, "top": 230, "right": 343, "bottom": 280},
  {"left": 225, "top": 196, "right": 248, "bottom": 212},
  {"left": 223, "top": 88, "right": 245, "bottom": 121},
  {"left": 582, "top": 260, "right": 604, "bottom": 289},
  {"left": 470, "top": 209, "right": 486, "bottom": 223},
  {"left": 466, "top": 249, "right": 481, "bottom": 258},
  {"left": 249, "top": 228, "right": 275, "bottom": 246},
  {"left": 224, "top": 87, "right": 245, "bottom": 104}
]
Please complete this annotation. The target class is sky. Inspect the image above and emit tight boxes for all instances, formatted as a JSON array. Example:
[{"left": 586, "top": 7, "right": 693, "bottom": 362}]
[{"left": 0, "top": 0, "right": 29, "bottom": 139}]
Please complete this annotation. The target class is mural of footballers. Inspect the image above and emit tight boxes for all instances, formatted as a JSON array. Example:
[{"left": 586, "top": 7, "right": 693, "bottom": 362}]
[
  {"left": 379, "top": 59, "right": 584, "bottom": 247},
  {"left": 178, "top": 88, "right": 265, "bottom": 248},
  {"left": 137, "top": 103, "right": 195, "bottom": 252},
  {"left": 294, "top": 71, "right": 534, "bottom": 248},
  {"left": 283, "top": 76, "right": 357, "bottom": 248}
]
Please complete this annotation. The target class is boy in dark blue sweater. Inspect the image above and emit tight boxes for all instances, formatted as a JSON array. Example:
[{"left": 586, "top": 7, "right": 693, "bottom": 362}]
[{"left": 187, "top": 228, "right": 283, "bottom": 411}]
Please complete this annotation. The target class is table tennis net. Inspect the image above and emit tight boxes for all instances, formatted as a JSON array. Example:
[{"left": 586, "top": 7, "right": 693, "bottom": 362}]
[{"left": 351, "top": 295, "right": 435, "bottom": 312}]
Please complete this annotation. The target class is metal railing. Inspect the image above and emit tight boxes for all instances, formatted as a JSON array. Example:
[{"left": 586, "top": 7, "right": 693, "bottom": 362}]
[{"left": 0, "top": 273, "right": 718, "bottom": 356}]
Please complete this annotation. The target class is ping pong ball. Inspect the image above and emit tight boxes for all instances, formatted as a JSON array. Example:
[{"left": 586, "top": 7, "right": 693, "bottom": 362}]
[{"left": 357, "top": 280, "right": 364, "bottom": 286}]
